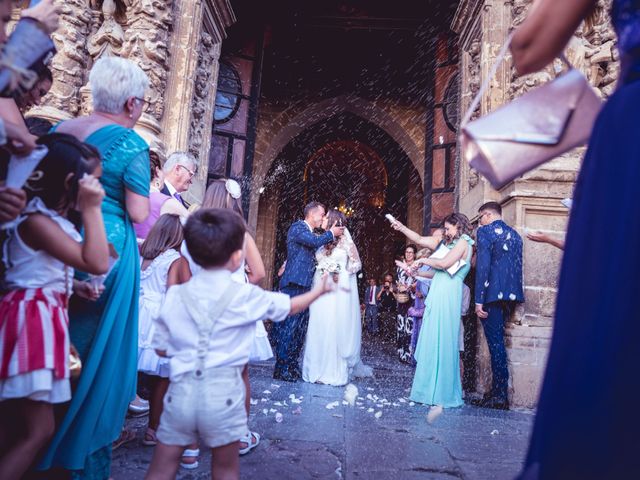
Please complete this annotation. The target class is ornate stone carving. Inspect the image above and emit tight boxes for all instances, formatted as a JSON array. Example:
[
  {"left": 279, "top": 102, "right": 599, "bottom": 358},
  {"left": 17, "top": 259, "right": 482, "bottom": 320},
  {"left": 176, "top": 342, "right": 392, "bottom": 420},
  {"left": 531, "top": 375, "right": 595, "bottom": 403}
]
[
  {"left": 88, "top": 0, "right": 125, "bottom": 60},
  {"left": 509, "top": 0, "right": 618, "bottom": 100},
  {"left": 121, "top": 0, "right": 174, "bottom": 123},
  {"left": 189, "top": 31, "right": 217, "bottom": 159},
  {"left": 40, "top": 0, "right": 92, "bottom": 118},
  {"left": 464, "top": 35, "right": 482, "bottom": 190}
]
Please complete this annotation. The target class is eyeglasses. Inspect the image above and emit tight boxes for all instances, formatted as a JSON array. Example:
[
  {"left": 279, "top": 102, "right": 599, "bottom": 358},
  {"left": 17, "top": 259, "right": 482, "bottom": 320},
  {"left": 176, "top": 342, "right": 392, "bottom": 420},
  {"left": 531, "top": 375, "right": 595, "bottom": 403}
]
[
  {"left": 134, "top": 97, "right": 149, "bottom": 108},
  {"left": 178, "top": 164, "right": 196, "bottom": 178}
]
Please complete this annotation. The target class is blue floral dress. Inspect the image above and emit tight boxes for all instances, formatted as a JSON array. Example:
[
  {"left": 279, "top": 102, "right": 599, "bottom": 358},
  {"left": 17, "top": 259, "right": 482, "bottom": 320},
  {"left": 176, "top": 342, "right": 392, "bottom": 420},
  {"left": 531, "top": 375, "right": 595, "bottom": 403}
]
[{"left": 39, "top": 124, "right": 149, "bottom": 479}]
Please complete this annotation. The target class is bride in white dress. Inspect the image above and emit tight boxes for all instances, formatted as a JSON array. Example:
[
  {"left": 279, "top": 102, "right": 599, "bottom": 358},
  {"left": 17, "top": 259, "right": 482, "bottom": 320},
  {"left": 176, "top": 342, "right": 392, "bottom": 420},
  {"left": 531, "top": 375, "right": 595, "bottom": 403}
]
[{"left": 303, "top": 210, "right": 373, "bottom": 386}]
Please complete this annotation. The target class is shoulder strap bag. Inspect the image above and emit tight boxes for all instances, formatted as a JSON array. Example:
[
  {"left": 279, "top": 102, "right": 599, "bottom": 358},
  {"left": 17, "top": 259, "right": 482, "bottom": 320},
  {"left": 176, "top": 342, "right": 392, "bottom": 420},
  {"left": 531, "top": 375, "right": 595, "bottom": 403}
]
[{"left": 460, "top": 34, "right": 603, "bottom": 190}]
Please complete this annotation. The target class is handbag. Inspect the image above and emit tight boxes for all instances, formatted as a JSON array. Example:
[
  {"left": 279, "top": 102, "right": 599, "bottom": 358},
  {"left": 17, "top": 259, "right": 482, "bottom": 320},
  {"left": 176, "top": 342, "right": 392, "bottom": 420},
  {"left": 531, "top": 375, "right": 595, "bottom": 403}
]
[{"left": 460, "top": 34, "right": 603, "bottom": 190}]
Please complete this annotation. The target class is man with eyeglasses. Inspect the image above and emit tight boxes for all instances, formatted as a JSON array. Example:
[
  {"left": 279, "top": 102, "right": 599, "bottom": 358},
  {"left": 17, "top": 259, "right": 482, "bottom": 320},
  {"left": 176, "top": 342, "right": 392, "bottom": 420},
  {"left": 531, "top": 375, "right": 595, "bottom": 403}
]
[{"left": 161, "top": 151, "right": 198, "bottom": 208}]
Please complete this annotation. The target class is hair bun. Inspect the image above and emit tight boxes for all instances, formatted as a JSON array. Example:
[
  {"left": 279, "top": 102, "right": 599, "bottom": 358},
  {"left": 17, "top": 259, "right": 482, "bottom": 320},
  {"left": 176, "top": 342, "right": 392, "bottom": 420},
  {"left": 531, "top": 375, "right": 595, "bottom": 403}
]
[{"left": 225, "top": 179, "right": 242, "bottom": 199}]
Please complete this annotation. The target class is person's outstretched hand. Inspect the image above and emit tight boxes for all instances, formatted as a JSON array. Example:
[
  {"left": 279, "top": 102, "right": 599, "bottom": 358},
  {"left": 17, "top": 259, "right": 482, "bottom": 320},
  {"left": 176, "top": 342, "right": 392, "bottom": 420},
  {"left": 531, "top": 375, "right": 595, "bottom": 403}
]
[
  {"left": 330, "top": 221, "right": 345, "bottom": 238},
  {"left": 22, "top": 0, "right": 60, "bottom": 34},
  {"left": 0, "top": 187, "right": 27, "bottom": 223},
  {"left": 4, "top": 120, "right": 37, "bottom": 155}
]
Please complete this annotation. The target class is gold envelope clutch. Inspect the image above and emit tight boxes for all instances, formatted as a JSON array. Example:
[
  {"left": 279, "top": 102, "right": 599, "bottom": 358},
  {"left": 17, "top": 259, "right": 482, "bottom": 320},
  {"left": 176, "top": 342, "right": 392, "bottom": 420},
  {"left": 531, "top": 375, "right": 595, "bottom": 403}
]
[{"left": 460, "top": 36, "right": 603, "bottom": 190}]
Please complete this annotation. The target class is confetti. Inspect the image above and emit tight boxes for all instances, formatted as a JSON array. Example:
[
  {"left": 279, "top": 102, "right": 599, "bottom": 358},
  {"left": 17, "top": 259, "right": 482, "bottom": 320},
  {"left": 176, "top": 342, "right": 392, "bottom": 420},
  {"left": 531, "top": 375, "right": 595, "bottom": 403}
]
[
  {"left": 427, "top": 405, "right": 443, "bottom": 424},
  {"left": 374, "top": 411, "right": 383, "bottom": 419},
  {"left": 275, "top": 413, "right": 283, "bottom": 423},
  {"left": 263, "top": 390, "right": 272, "bottom": 394},
  {"left": 250, "top": 398, "right": 258, "bottom": 406},
  {"left": 326, "top": 401, "right": 340, "bottom": 410},
  {"left": 491, "top": 430, "right": 499, "bottom": 435},
  {"left": 344, "top": 384, "right": 358, "bottom": 406}
]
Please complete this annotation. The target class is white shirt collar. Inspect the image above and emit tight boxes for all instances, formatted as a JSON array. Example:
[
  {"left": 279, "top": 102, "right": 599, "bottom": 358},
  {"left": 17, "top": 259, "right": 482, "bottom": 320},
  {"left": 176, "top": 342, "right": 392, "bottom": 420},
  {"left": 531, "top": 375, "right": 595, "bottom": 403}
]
[
  {"left": 194, "top": 268, "right": 233, "bottom": 282},
  {"left": 303, "top": 220, "right": 313, "bottom": 232},
  {"left": 164, "top": 180, "right": 178, "bottom": 197}
]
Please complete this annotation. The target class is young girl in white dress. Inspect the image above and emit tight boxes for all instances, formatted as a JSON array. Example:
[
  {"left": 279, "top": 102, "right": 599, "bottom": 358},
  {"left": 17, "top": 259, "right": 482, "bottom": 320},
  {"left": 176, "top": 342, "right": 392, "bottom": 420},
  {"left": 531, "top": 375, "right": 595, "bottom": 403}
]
[
  {"left": 0, "top": 134, "right": 109, "bottom": 479},
  {"left": 137, "top": 214, "right": 191, "bottom": 447}
]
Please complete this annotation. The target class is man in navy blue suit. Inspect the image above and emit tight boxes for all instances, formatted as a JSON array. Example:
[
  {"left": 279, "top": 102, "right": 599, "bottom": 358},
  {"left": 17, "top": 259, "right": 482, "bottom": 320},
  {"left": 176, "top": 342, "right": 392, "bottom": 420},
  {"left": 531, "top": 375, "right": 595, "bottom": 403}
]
[
  {"left": 273, "top": 201, "right": 344, "bottom": 382},
  {"left": 474, "top": 201, "right": 524, "bottom": 410}
]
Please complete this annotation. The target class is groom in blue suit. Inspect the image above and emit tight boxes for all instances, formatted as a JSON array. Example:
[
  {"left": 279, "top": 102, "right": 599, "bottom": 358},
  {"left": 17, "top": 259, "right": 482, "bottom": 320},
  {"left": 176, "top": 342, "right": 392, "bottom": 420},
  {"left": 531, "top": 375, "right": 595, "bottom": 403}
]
[
  {"left": 474, "top": 201, "right": 524, "bottom": 410},
  {"left": 273, "top": 201, "right": 344, "bottom": 382}
]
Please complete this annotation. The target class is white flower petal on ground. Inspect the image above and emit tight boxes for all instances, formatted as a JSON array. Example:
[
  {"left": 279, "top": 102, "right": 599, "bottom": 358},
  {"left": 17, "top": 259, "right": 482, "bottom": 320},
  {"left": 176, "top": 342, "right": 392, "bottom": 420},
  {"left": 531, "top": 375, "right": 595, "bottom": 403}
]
[
  {"left": 291, "top": 398, "right": 302, "bottom": 404},
  {"left": 367, "top": 408, "right": 374, "bottom": 413},
  {"left": 262, "top": 409, "right": 268, "bottom": 416},
  {"left": 275, "top": 413, "right": 283, "bottom": 423},
  {"left": 491, "top": 429, "right": 499, "bottom": 435},
  {"left": 261, "top": 398, "right": 268, "bottom": 402},
  {"left": 409, "top": 402, "right": 415, "bottom": 407},
  {"left": 263, "top": 390, "right": 271, "bottom": 394},
  {"left": 398, "top": 398, "right": 406, "bottom": 403},
  {"left": 344, "top": 384, "right": 358, "bottom": 406},
  {"left": 426, "top": 405, "right": 443, "bottom": 424},
  {"left": 374, "top": 411, "right": 383, "bottom": 419},
  {"left": 326, "top": 401, "right": 340, "bottom": 410},
  {"left": 274, "top": 402, "right": 284, "bottom": 407},
  {"left": 270, "top": 384, "right": 280, "bottom": 389},
  {"left": 250, "top": 398, "right": 258, "bottom": 406},
  {"left": 269, "top": 408, "right": 277, "bottom": 414}
]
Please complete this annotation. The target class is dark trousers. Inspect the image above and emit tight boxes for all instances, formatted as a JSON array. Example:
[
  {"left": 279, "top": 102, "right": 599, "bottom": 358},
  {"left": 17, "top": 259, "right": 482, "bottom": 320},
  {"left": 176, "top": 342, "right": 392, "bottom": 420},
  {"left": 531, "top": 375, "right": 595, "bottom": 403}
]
[
  {"left": 364, "top": 304, "right": 378, "bottom": 333},
  {"left": 272, "top": 284, "right": 309, "bottom": 377},
  {"left": 482, "top": 301, "right": 513, "bottom": 402}
]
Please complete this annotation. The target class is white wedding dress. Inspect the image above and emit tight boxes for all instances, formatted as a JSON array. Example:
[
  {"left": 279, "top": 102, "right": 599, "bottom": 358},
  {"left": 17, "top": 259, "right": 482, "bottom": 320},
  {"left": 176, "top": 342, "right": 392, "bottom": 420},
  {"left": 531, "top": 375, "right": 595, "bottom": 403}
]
[{"left": 302, "top": 229, "right": 373, "bottom": 386}]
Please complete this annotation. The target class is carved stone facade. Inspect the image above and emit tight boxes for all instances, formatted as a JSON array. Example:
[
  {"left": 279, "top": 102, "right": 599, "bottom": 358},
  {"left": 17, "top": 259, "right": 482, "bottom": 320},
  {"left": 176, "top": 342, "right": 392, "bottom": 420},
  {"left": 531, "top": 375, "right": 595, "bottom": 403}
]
[
  {"left": 19, "top": 0, "right": 235, "bottom": 197},
  {"left": 452, "top": 0, "right": 617, "bottom": 407}
]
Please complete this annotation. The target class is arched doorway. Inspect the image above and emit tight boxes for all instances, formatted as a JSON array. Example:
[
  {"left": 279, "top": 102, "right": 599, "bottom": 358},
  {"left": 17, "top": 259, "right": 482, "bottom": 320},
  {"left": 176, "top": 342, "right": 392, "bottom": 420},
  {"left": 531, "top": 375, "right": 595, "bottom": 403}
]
[{"left": 256, "top": 112, "right": 424, "bottom": 288}]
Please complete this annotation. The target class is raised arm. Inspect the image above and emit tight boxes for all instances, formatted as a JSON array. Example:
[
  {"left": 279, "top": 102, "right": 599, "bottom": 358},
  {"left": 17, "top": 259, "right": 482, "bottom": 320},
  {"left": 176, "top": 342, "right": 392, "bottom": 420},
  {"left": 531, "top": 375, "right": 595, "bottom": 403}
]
[
  {"left": 290, "top": 222, "right": 334, "bottom": 249},
  {"left": 390, "top": 220, "right": 440, "bottom": 250},
  {"left": 511, "top": 0, "right": 597, "bottom": 75},
  {"left": 419, "top": 240, "right": 467, "bottom": 270}
]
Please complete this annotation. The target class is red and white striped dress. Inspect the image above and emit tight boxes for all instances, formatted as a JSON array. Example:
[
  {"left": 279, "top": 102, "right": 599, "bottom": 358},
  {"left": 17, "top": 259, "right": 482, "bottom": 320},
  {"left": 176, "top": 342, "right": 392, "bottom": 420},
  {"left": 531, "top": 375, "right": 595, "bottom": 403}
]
[{"left": 0, "top": 197, "right": 80, "bottom": 403}]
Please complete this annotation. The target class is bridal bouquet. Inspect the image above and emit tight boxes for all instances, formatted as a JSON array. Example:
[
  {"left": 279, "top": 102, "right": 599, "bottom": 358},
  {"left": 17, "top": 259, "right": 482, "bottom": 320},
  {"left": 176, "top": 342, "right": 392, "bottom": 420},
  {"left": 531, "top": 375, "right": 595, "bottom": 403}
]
[{"left": 318, "top": 260, "right": 341, "bottom": 283}]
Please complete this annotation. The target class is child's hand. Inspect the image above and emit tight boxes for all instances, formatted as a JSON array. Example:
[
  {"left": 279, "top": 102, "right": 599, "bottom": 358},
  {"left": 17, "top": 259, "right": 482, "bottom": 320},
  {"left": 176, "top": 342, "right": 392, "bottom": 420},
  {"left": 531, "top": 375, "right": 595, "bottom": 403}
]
[
  {"left": 77, "top": 174, "right": 105, "bottom": 211},
  {"left": 73, "top": 280, "right": 105, "bottom": 301},
  {"left": 317, "top": 273, "right": 335, "bottom": 295},
  {"left": 0, "top": 187, "right": 26, "bottom": 223}
]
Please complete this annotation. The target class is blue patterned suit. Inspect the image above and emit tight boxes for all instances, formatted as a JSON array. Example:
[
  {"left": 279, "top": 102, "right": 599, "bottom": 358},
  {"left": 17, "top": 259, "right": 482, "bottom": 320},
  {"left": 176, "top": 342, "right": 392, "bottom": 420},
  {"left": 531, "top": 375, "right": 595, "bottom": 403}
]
[
  {"left": 474, "top": 219, "right": 524, "bottom": 402},
  {"left": 273, "top": 220, "right": 334, "bottom": 380}
]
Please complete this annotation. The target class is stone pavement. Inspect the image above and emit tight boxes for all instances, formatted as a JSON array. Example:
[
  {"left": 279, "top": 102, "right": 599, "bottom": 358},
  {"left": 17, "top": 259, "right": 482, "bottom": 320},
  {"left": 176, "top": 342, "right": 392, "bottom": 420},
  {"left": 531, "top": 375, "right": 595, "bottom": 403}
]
[{"left": 112, "top": 340, "right": 534, "bottom": 480}]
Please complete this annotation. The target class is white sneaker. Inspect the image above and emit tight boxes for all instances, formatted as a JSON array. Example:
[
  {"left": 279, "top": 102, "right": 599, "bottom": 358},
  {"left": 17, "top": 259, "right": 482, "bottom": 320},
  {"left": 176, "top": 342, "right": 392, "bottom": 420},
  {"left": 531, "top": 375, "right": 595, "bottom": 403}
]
[{"left": 128, "top": 395, "right": 150, "bottom": 415}]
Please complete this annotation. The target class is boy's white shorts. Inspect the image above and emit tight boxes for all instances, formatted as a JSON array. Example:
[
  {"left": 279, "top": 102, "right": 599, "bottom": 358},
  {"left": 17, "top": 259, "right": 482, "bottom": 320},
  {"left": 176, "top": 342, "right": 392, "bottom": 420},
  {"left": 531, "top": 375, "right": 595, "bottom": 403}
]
[{"left": 157, "top": 365, "right": 247, "bottom": 448}]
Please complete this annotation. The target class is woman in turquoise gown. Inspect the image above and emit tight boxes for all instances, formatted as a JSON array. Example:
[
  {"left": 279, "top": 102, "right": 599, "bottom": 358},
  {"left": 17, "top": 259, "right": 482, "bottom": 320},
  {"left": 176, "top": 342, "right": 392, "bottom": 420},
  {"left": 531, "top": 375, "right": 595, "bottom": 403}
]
[
  {"left": 38, "top": 57, "right": 150, "bottom": 479},
  {"left": 392, "top": 213, "right": 474, "bottom": 408}
]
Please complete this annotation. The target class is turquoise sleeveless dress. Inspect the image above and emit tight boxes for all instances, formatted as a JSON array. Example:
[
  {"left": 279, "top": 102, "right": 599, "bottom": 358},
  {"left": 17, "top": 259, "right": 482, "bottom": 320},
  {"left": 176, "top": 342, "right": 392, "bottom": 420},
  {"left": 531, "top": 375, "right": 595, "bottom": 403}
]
[
  {"left": 410, "top": 234, "right": 473, "bottom": 408},
  {"left": 39, "top": 125, "right": 150, "bottom": 479}
]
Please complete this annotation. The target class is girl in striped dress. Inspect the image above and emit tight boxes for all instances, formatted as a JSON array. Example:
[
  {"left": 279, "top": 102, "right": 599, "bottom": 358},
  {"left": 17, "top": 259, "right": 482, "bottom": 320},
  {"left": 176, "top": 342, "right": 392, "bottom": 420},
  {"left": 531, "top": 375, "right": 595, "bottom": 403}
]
[{"left": 0, "top": 134, "right": 109, "bottom": 479}]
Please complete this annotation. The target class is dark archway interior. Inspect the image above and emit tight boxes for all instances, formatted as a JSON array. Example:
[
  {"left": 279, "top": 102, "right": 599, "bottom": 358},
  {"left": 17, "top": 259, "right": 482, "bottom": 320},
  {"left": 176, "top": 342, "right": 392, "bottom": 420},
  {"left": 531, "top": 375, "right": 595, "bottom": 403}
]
[{"left": 263, "top": 112, "right": 422, "bottom": 286}]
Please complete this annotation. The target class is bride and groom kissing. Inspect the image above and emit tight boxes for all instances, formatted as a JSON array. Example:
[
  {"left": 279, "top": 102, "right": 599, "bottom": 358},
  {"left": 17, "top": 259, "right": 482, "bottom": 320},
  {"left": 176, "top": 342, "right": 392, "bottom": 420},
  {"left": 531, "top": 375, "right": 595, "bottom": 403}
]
[{"left": 272, "top": 201, "right": 372, "bottom": 385}]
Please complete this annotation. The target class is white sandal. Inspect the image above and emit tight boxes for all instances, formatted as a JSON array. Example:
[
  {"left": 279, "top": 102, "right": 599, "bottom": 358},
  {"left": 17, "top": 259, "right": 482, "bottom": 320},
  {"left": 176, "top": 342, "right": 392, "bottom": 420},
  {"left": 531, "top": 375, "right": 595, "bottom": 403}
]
[
  {"left": 180, "top": 448, "right": 200, "bottom": 470},
  {"left": 239, "top": 431, "right": 260, "bottom": 455}
]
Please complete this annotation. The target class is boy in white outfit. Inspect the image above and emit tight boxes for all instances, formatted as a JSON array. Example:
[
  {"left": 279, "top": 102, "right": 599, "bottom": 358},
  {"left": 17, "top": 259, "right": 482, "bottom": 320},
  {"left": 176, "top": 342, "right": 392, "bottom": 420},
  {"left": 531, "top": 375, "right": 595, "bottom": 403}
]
[{"left": 145, "top": 208, "right": 333, "bottom": 480}]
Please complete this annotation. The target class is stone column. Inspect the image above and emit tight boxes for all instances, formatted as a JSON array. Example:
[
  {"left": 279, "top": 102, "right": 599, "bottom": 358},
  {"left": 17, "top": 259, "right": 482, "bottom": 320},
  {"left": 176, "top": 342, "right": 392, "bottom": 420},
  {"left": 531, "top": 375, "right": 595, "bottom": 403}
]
[
  {"left": 161, "top": 0, "right": 235, "bottom": 204},
  {"left": 451, "top": 0, "right": 617, "bottom": 407}
]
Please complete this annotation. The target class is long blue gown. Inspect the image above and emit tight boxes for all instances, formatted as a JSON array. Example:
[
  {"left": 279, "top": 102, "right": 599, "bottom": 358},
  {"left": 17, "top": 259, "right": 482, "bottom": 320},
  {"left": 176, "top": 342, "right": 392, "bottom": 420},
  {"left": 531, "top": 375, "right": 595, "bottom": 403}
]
[
  {"left": 521, "top": 2, "right": 640, "bottom": 478},
  {"left": 410, "top": 235, "right": 473, "bottom": 408},
  {"left": 39, "top": 125, "right": 149, "bottom": 479}
]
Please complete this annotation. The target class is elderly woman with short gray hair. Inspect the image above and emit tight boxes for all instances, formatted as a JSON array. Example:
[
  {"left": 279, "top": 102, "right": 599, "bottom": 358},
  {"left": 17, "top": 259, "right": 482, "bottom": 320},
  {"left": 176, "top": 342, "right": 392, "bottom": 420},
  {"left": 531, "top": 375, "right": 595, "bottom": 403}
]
[{"left": 39, "top": 56, "right": 151, "bottom": 479}]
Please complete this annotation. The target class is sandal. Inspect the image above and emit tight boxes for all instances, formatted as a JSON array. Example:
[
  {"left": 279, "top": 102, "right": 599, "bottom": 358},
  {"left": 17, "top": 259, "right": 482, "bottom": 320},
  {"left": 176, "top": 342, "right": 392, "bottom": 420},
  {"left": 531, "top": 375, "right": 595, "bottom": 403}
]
[
  {"left": 112, "top": 428, "right": 136, "bottom": 450},
  {"left": 239, "top": 431, "right": 260, "bottom": 455},
  {"left": 180, "top": 448, "right": 200, "bottom": 470},
  {"left": 142, "top": 427, "right": 158, "bottom": 446}
]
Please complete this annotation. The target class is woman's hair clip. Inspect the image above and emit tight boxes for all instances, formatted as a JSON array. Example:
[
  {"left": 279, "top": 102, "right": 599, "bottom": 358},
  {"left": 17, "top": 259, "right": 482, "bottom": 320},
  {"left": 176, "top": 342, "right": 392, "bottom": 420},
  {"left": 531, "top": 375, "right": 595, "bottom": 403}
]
[{"left": 225, "top": 179, "right": 242, "bottom": 199}]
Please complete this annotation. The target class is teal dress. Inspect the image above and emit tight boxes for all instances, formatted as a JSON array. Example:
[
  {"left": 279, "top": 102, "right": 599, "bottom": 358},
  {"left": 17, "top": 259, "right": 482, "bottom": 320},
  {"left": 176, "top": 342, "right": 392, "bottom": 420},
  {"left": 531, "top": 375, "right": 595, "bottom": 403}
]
[
  {"left": 39, "top": 125, "right": 150, "bottom": 479},
  {"left": 410, "top": 234, "right": 474, "bottom": 408}
]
